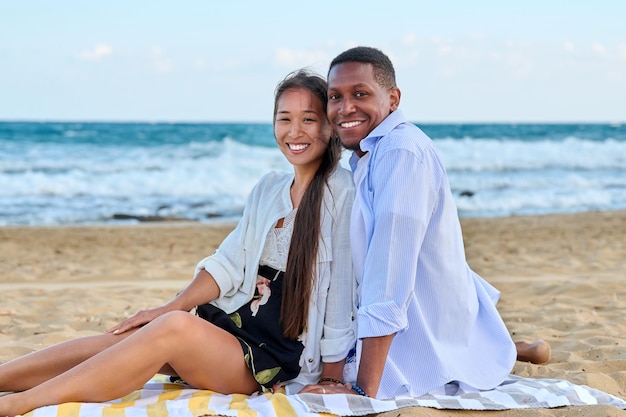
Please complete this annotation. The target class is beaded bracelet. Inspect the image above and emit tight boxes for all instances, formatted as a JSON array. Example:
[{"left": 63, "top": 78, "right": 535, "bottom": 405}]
[
  {"left": 319, "top": 377, "right": 343, "bottom": 385},
  {"left": 351, "top": 383, "right": 369, "bottom": 397}
]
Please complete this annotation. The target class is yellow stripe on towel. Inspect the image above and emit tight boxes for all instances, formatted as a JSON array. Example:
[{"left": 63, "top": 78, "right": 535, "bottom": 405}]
[
  {"left": 56, "top": 403, "right": 81, "bottom": 417},
  {"left": 156, "top": 387, "right": 183, "bottom": 402},
  {"left": 268, "top": 392, "right": 298, "bottom": 417},
  {"left": 188, "top": 390, "right": 219, "bottom": 415},
  {"left": 23, "top": 376, "right": 322, "bottom": 417},
  {"left": 230, "top": 392, "right": 259, "bottom": 417},
  {"left": 144, "top": 389, "right": 184, "bottom": 417},
  {"left": 102, "top": 405, "right": 126, "bottom": 417}
]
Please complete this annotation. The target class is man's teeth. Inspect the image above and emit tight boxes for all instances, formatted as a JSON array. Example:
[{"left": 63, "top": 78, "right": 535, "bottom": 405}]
[
  {"left": 341, "top": 121, "right": 362, "bottom": 128},
  {"left": 289, "top": 143, "right": 309, "bottom": 151}
]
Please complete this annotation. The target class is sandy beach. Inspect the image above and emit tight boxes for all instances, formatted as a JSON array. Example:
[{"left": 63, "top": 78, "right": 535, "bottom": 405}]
[{"left": 1, "top": 211, "right": 625, "bottom": 416}]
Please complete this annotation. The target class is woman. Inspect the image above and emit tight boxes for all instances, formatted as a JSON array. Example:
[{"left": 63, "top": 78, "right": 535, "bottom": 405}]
[{"left": 0, "top": 70, "right": 356, "bottom": 416}]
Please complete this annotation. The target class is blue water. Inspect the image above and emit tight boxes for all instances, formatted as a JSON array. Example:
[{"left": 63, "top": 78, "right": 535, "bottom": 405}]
[{"left": 1, "top": 121, "right": 625, "bottom": 225}]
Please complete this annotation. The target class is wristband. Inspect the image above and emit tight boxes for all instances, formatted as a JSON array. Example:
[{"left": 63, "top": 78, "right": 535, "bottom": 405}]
[
  {"left": 351, "top": 383, "right": 369, "bottom": 397},
  {"left": 319, "top": 377, "right": 342, "bottom": 385}
]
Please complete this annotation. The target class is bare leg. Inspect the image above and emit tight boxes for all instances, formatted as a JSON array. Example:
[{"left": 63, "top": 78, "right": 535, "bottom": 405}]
[
  {"left": 0, "top": 330, "right": 138, "bottom": 392},
  {"left": 516, "top": 340, "right": 551, "bottom": 364},
  {"left": 0, "top": 311, "right": 258, "bottom": 417}
]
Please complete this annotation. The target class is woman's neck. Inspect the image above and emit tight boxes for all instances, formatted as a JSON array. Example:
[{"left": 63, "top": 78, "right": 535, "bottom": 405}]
[{"left": 290, "top": 164, "right": 319, "bottom": 208}]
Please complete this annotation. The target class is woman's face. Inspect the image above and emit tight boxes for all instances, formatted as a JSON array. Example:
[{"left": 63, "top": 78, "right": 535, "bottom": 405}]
[{"left": 274, "top": 88, "right": 332, "bottom": 171}]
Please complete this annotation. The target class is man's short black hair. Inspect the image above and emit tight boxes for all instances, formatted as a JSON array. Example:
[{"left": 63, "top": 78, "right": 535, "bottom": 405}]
[{"left": 329, "top": 46, "right": 396, "bottom": 89}]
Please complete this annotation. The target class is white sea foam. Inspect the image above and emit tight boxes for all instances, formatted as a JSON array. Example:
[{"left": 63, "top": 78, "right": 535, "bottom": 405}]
[{"left": 1, "top": 123, "right": 625, "bottom": 225}]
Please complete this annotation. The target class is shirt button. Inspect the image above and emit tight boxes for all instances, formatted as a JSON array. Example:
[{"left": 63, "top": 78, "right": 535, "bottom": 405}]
[{"left": 308, "top": 358, "right": 313, "bottom": 363}]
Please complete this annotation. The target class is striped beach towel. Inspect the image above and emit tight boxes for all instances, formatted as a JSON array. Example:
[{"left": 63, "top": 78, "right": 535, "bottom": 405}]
[{"left": 26, "top": 374, "right": 626, "bottom": 417}]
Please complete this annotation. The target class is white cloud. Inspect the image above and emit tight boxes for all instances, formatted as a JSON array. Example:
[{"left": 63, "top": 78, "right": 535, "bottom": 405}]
[
  {"left": 194, "top": 58, "right": 206, "bottom": 70},
  {"left": 468, "top": 33, "right": 487, "bottom": 42},
  {"left": 78, "top": 43, "right": 113, "bottom": 62},
  {"left": 198, "top": 56, "right": 243, "bottom": 72},
  {"left": 592, "top": 42, "right": 607, "bottom": 55},
  {"left": 148, "top": 46, "right": 174, "bottom": 74},
  {"left": 504, "top": 51, "right": 534, "bottom": 78},
  {"left": 402, "top": 33, "right": 418, "bottom": 45},
  {"left": 273, "top": 48, "right": 329, "bottom": 70},
  {"left": 563, "top": 41, "right": 575, "bottom": 52},
  {"left": 436, "top": 44, "right": 453, "bottom": 56}
]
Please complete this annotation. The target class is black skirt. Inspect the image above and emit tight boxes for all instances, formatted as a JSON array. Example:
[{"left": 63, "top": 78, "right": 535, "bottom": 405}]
[{"left": 196, "top": 265, "right": 304, "bottom": 390}]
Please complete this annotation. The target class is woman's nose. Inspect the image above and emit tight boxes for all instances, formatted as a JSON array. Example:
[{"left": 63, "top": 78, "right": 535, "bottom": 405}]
[{"left": 289, "top": 121, "right": 304, "bottom": 137}]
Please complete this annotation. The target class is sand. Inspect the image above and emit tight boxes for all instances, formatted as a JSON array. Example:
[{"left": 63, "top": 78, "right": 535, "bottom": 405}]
[{"left": 1, "top": 211, "right": 625, "bottom": 416}]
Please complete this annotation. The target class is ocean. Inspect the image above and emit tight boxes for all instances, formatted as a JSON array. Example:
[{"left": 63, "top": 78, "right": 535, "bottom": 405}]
[{"left": 1, "top": 121, "right": 625, "bottom": 226}]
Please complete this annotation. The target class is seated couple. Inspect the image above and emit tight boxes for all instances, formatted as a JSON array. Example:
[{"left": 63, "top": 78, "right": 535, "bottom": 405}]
[{"left": 0, "top": 48, "right": 549, "bottom": 417}]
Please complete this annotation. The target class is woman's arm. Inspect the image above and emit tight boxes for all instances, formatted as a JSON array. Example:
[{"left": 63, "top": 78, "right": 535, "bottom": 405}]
[
  {"left": 318, "top": 359, "right": 346, "bottom": 384},
  {"left": 108, "top": 175, "right": 272, "bottom": 336},
  {"left": 167, "top": 268, "right": 221, "bottom": 311},
  {"left": 106, "top": 268, "right": 220, "bottom": 335}
]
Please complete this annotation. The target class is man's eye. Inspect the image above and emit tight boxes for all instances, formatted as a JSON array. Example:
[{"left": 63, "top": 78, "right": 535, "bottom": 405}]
[{"left": 329, "top": 94, "right": 339, "bottom": 100}]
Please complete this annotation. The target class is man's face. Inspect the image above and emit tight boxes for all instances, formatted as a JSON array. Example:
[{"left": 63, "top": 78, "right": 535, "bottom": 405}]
[{"left": 327, "top": 61, "right": 399, "bottom": 154}]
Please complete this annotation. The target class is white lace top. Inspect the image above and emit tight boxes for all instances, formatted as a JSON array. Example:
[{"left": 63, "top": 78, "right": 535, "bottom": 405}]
[{"left": 259, "top": 208, "right": 297, "bottom": 271}]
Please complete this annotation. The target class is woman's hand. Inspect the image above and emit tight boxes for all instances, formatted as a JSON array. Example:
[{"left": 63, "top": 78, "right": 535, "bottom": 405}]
[
  {"left": 106, "top": 305, "right": 172, "bottom": 335},
  {"left": 299, "top": 382, "right": 352, "bottom": 395}
]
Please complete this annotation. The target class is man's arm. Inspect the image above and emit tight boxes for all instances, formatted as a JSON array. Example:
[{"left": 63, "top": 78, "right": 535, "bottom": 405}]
[
  {"left": 356, "top": 335, "right": 394, "bottom": 397},
  {"left": 355, "top": 146, "right": 436, "bottom": 397}
]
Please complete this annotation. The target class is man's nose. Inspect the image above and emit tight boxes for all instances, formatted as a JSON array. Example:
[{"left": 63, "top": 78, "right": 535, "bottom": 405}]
[{"left": 339, "top": 97, "right": 355, "bottom": 115}]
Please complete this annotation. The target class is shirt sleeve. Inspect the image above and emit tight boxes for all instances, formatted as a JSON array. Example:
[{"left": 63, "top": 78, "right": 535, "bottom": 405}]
[
  {"left": 357, "top": 146, "right": 442, "bottom": 338},
  {"left": 319, "top": 172, "right": 357, "bottom": 362},
  {"left": 195, "top": 185, "right": 256, "bottom": 300}
]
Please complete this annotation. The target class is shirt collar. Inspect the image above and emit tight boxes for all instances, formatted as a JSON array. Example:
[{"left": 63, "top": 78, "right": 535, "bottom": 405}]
[
  {"left": 361, "top": 109, "right": 406, "bottom": 152},
  {"left": 349, "top": 109, "right": 407, "bottom": 171}
]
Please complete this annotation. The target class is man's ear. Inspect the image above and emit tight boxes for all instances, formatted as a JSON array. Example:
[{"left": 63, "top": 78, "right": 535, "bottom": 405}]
[{"left": 389, "top": 87, "right": 401, "bottom": 112}]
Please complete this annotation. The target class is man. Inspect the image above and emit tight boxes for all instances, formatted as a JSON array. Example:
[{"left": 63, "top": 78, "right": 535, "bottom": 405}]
[{"left": 316, "top": 46, "right": 547, "bottom": 399}]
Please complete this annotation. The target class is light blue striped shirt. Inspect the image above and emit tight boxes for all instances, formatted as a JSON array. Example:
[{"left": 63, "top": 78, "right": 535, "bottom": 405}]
[{"left": 349, "top": 110, "right": 516, "bottom": 399}]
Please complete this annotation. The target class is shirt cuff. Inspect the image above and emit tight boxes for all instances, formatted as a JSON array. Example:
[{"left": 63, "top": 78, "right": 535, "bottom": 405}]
[
  {"left": 357, "top": 300, "right": 407, "bottom": 338},
  {"left": 320, "top": 322, "right": 357, "bottom": 363},
  {"left": 195, "top": 257, "right": 234, "bottom": 297}
]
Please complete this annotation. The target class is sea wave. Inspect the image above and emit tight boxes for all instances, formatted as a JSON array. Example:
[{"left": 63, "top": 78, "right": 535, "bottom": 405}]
[{"left": 1, "top": 122, "right": 625, "bottom": 225}]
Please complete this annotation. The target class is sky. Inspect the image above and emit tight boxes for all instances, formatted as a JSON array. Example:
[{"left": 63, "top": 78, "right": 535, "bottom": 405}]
[{"left": 1, "top": 1, "right": 625, "bottom": 123}]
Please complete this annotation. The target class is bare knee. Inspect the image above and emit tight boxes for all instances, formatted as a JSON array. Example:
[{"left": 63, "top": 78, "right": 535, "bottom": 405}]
[{"left": 148, "top": 311, "right": 208, "bottom": 344}]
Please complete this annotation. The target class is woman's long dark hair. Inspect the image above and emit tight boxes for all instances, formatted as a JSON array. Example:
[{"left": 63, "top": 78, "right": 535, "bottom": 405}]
[{"left": 273, "top": 70, "right": 342, "bottom": 339}]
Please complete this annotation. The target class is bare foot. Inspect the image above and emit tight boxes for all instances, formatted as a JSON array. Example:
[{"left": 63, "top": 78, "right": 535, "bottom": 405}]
[{"left": 515, "top": 340, "right": 551, "bottom": 364}]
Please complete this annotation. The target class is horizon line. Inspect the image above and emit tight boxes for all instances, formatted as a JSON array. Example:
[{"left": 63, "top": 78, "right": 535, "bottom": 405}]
[{"left": 0, "top": 118, "right": 624, "bottom": 126}]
